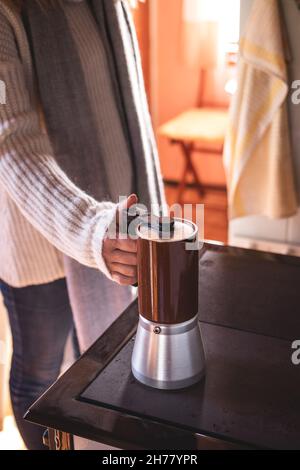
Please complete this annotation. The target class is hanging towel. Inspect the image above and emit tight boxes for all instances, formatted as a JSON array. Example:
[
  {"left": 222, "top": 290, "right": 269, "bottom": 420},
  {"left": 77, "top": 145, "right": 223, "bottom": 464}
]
[{"left": 223, "top": 0, "right": 297, "bottom": 219}]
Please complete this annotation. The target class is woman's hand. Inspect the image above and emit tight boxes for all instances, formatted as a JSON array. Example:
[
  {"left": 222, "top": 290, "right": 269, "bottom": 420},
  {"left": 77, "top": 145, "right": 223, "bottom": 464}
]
[{"left": 103, "top": 194, "right": 138, "bottom": 285}]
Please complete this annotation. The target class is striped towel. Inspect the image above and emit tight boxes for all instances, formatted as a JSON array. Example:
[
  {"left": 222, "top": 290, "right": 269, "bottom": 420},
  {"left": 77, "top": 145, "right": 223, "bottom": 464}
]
[{"left": 223, "top": 0, "right": 297, "bottom": 219}]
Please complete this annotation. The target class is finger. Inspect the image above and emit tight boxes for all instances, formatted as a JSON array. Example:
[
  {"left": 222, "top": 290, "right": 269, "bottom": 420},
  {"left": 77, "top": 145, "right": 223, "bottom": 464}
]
[
  {"left": 111, "top": 263, "right": 136, "bottom": 278},
  {"left": 111, "top": 272, "right": 137, "bottom": 286},
  {"left": 111, "top": 250, "right": 137, "bottom": 266},
  {"left": 115, "top": 238, "right": 137, "bottom": 253}
]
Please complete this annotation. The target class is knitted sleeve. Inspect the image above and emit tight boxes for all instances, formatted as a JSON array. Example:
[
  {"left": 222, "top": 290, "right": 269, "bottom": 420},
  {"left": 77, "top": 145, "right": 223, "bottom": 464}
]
[{"left": 0, "top": 10, "right": 116, "bottom": 279}]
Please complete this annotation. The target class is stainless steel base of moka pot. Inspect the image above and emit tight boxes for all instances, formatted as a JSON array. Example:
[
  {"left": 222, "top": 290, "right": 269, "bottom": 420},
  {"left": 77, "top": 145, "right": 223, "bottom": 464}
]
[{"left": 131, "top": 314, "right": 205, "bottom": 390}]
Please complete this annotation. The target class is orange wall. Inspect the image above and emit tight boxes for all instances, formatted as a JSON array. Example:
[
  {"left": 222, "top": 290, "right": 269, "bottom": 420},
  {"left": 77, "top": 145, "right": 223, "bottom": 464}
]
[
  {"left": 155, "top": 0, "right": 200, "bottom": 182},
  {"left": 134, "top": 0, "right": 227, "bottom": 186},
  {"left": 154, "top": 0, "right": 227, "bottom": 185}
]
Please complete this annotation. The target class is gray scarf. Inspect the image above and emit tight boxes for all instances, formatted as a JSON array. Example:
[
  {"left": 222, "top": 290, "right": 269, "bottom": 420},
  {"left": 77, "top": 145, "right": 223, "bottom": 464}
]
[{"left": 22, "top": 0, "right": 164, "bottom": 209}]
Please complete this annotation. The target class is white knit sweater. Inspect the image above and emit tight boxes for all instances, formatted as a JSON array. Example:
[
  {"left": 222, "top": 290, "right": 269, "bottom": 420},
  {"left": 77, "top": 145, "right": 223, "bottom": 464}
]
[{"left": 0, "top": 1, "right": 139, "bottom": 287}]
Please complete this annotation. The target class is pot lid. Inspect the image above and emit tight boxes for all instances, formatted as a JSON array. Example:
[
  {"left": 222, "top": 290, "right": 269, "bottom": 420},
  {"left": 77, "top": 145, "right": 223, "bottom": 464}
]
[{"left": 137, "top": 217, "right": 197, "bottom": 242}]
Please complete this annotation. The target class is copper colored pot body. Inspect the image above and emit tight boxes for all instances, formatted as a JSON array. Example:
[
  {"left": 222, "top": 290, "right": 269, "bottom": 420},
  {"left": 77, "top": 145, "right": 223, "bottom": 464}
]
[
  {"left": 132, "top": 218, "right": 205, "bottom": 389},
  {"left": 137, "top": 220, "right": 198, "bottom": 324}
]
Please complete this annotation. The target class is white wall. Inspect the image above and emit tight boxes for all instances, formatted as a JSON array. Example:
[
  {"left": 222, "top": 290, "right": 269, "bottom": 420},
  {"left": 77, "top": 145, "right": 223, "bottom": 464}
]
[{"left": 229, "top": 0, "right": 300, "bottom": 252}]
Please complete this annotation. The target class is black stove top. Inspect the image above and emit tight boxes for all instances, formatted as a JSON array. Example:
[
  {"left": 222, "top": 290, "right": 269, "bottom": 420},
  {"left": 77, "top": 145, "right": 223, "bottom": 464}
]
[
  {"left": 25, "top": 244, "right": 300, "bottom": 450},
  {"left": 79, "top": 321, "right": 300, "bottom": 449}
]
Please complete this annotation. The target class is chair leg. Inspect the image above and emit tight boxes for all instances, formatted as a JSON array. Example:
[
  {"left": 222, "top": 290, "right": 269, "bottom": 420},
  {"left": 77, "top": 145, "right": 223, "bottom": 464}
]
[
  {"left": 178, "top": 142, "right": 204, "bottom": 202},
  {"left": 177, "top": 157, "right": 190, "bottom": 204}
]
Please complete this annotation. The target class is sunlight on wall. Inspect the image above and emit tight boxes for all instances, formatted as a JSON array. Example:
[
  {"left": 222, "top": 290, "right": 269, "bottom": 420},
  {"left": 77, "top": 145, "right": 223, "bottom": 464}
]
[
  {"left": 183, "top": 0, "right": 240, "bottom": 62},
  {"left": 217, "top": 0, "right": 240, "bottom": 59},
  {"left": 202, "top": 0, "right": 240, "bottom": 61}
]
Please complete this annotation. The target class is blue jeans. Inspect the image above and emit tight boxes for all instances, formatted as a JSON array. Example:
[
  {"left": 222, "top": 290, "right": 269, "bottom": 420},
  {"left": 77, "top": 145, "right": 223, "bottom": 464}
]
[
  {"left": 0, "top": 259, "right": 133, "bottom": 450},
  {"left": 0, "top": 278, "right": 78, "bottom": 450}
]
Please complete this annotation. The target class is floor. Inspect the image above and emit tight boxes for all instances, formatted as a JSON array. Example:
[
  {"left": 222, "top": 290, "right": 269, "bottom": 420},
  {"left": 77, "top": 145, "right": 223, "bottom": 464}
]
[
  {"left": 0, "top": 416, "right": 25, "bottom": 450},
  {"left": 164, "top": 184, "right": 228, "bottom": 244},
  {"left": 0, "top": 332, "right": 76, "bottom": 451}
]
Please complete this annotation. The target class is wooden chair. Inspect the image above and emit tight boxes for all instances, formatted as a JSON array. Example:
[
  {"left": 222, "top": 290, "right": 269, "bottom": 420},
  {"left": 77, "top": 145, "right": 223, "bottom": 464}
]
[{"left": 159, "top": 107, "right": 228, "bottom": 203}]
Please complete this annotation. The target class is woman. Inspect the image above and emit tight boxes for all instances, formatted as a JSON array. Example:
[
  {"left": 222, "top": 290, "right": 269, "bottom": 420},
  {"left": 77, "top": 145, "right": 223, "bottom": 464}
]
[{"left": 0, "top": 0, "right": 165, "bottom": 449}]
